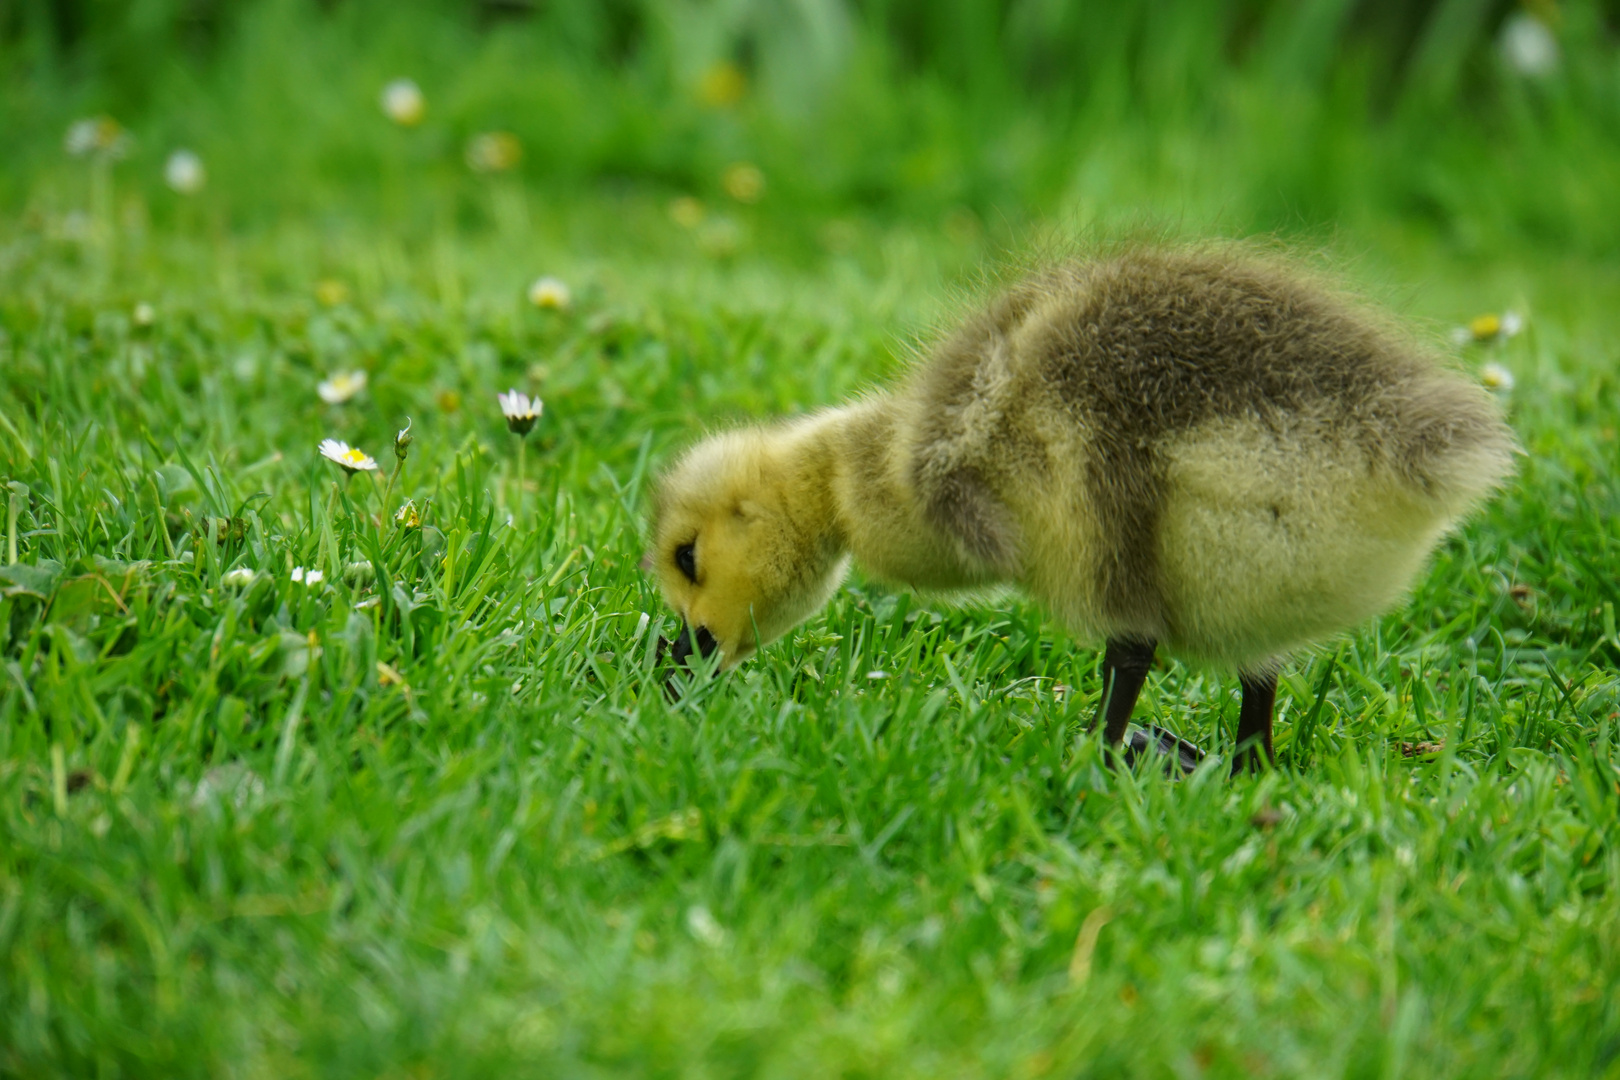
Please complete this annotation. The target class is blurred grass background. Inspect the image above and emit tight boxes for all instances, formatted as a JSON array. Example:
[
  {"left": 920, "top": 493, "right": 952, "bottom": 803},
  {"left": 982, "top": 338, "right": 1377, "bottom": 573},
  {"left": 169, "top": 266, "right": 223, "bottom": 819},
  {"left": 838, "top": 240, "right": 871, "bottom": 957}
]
[{"left": 5, "top": 0, "right": 1620, "bottom": 256}]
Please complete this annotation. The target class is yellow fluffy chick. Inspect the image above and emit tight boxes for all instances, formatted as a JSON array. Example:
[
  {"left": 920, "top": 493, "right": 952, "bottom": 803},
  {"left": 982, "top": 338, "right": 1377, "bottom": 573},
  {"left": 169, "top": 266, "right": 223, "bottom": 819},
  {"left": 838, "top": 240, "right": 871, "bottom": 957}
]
[{"left": 648, "top": 246, "right": 1516, "bottom": 771}]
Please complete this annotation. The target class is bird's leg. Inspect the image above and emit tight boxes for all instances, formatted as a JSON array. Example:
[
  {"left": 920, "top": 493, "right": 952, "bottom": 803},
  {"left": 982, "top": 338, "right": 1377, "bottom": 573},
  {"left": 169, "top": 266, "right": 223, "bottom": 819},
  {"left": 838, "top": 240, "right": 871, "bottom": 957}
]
[
  {"left": 1089, "top": 637, "right": 1157, "bottom": 749},
  {"left": 1232, "top": 671, "right": 1277, "bottom": 775}
]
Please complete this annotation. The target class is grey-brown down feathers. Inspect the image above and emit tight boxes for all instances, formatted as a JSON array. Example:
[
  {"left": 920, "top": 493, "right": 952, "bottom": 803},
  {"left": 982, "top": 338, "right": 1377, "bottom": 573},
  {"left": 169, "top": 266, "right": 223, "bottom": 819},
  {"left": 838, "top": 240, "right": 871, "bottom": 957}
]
[
  {"left": 649, "top": 245, "right": 1516, "bottom": 672},
  {"left": 907, "top": 249, "right": 1515, "bottom": 644}
]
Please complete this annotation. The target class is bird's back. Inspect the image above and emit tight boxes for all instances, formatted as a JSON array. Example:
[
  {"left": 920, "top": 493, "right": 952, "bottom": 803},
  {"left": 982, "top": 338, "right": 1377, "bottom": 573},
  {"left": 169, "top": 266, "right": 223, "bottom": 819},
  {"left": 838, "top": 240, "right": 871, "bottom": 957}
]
[
  {"left": 909, "top": 248, "right": 1516, "bottom": 660},
  {"left": 1010, "top": 251, "right": 1453, "bottom": 465}
]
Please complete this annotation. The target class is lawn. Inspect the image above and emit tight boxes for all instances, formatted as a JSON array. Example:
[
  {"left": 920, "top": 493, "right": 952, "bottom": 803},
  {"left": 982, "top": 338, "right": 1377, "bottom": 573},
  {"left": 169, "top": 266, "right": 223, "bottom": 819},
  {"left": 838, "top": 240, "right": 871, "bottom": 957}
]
[{"left": 3, "top": 3, "right": 1620, "bottom": 1077}]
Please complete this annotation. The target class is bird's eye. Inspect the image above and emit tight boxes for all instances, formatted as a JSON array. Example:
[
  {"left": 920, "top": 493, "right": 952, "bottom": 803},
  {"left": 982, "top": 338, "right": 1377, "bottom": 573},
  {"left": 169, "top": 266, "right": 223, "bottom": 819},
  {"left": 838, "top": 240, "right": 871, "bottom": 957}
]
[{"left": 674, "top": 542, "right": 697, "bottom": 583}]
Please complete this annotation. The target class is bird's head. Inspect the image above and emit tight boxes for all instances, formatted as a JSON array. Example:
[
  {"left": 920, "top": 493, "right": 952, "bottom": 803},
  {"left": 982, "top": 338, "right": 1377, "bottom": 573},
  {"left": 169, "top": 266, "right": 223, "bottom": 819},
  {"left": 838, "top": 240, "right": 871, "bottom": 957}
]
[{"left": 646, "top": 428, "right": 848, "bottom": 671}]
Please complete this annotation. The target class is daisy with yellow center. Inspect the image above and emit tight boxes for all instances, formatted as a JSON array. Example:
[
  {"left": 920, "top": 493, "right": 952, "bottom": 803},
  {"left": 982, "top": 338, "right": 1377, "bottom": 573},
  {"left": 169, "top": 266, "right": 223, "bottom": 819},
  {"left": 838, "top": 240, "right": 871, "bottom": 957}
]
[
  {"left": 381, "top": 79, "right": 426, "bottom": 126},
  {"left": 318, "top": 371, "right": 367, "bottom": 404},
  {"left": 466, "top": 132, "right": 523, "bottom": 173},
  {"left": 1451, "top": 311, "right": 1525, "bottom": 346},
  {"left": 527, "top": 276, "right": 572, "bottom": 310},
  {"left": 722, "top": 162, "right": 765, "bottom": 204},
  {"left": 1480, "top": 362, "right": 1515, "bottom": 392},
  {"left": 64, "top": 116, "right": 131, "bottom": 159},
  {"left": 319, "top": 439, "right": 379, "bottom": 475}
]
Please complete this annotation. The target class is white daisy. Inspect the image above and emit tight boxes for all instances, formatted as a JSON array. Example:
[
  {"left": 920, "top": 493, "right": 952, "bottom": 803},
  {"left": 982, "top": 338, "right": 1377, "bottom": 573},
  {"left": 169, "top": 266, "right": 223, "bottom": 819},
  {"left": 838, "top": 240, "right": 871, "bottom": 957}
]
[
  {"left": 498, "top": 389, "right": 543, "bottom": 436},
  {"left": 527, "top": 276, "right": 571, "bottom": 310},
  {"left": 686, "top": 905, "right": 727, "bottom": 947},
  {"left": 1454, "top": 312, "right": 1527, "bottom": 346},
  {"left": 290, "top": 566, "right": 325, "bottom": 586},
  {"left": 1480, "top": 362, "right": 1515, "bottom": 392},
  {"left": 64, "top": 119, "right": 101, "bottom": 156},
  {"left": 164, "top": 149, "right": 206, "bottom": 194},
  {"left": 222, "top": 567, "right": 257, "bottom": 586},
  {"left": 380, "top": 79, "right": 426, "bottom": 126},
  {"left": 466, "top": 132, "right": 522, "bottom": 173},
  {"left": 318, "top": 371, "right": 367, "bottom": 404},
  {"left": 318, "top": 439, "right": 380, "bottom": 474},
  {"left": 64, "top": 116, "right": 131, "bottom": 159},
  {"left": 1499, "top": 13, "right": 1560, "bottom": 78}
]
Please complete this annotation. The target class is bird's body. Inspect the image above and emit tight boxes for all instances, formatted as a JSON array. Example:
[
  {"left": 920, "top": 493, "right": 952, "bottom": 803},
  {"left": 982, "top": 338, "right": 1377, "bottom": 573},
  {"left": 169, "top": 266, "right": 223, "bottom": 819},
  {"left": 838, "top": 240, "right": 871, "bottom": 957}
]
[{"left": 649, "top": 246, "right": 1515, "bottom": 769}]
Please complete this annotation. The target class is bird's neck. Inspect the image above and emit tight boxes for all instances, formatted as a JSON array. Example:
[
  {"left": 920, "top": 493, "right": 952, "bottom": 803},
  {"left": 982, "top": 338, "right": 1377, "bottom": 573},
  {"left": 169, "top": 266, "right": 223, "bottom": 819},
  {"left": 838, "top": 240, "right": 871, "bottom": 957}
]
[{"left": 787, "top": 396, "right": 994, "bottom": 592}]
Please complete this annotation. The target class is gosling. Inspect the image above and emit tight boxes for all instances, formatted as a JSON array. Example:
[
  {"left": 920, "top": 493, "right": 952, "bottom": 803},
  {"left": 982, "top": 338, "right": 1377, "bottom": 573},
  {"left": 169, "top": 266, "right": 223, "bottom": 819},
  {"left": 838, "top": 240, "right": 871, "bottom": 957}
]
[{"left": 647, "top": 246, "right": 1516, "bottom": 772}]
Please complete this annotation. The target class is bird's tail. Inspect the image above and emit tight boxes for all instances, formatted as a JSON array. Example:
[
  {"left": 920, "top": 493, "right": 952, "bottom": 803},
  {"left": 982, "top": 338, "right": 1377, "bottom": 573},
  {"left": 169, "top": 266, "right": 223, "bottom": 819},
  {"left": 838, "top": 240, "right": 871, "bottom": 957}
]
[{"left": 1387, "top": 376, "right": 1518, "bottom": 512}]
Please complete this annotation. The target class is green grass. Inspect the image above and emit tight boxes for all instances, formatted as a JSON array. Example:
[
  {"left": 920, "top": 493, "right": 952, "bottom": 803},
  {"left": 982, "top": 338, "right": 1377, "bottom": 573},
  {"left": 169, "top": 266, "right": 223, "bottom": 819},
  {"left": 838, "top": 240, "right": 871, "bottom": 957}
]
[
  {"left": 3, "top": 208, "right": 1618, "bottom": 1077},
  {"left": 5, "top": 2, "right": 1620, "bottom": 1076}
]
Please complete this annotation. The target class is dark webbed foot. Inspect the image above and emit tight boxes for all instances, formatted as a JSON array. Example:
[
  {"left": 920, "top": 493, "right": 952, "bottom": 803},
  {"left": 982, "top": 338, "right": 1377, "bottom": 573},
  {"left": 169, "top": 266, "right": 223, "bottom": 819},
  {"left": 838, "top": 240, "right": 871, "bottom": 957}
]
[
  {"left": 1123, "top": 724, "right": 1206, "bottom": 776},
  {"left": 1232, "top": 670, "right": 1277, "bottom": 775}
]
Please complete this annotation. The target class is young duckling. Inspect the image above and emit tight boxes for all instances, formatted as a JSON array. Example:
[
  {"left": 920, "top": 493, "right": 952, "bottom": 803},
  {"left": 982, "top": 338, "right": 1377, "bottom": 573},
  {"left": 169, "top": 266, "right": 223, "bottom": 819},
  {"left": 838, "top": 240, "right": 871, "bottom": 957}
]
[{"left": 648, "top": 246, "right": 1516, "bottom": 771}]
